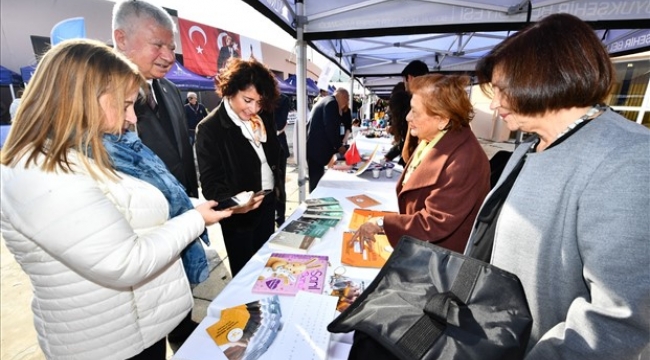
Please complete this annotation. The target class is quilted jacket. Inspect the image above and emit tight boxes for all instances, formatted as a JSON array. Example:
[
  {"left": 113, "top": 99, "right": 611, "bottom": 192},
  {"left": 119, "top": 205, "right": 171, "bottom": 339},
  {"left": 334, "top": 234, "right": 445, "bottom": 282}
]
[{"left": 0, "top": 150, "right": 203, "bottom": 359}]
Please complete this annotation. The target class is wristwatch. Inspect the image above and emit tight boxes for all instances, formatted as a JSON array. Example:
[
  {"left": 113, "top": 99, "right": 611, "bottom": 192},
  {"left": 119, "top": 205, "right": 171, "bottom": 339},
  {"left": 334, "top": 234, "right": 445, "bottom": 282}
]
[{"left": 376, "top": 217, "right": 384, "bottom": 232}]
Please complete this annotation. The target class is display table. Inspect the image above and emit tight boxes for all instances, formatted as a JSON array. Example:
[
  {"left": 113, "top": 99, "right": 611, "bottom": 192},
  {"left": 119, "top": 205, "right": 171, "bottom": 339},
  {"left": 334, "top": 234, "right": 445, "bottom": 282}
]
[{"left": 173, "top": 169, "right": 400, "bottom": 360}]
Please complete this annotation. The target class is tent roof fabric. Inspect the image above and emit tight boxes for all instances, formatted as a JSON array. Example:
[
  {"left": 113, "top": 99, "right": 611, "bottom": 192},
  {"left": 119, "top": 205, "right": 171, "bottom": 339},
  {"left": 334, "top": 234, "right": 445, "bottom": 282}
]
[
  {"left": 165, "top": 61, "right": 215, "bottom": 91},
  {"left": 243, "top": 0, "right": 650, "bottom": 83},
  {"left": 0, "top": 66, "right": 22, "bottom": 86}
]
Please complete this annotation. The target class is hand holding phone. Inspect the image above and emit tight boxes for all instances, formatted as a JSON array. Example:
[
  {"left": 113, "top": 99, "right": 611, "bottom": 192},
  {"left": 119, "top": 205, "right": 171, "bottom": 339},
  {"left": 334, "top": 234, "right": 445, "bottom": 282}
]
[
  {"left": 255, "top": 189, "right": 273, "bottom": 197},
  {"left": 212, "top": 191, "right": 254, "bottom": 210}
]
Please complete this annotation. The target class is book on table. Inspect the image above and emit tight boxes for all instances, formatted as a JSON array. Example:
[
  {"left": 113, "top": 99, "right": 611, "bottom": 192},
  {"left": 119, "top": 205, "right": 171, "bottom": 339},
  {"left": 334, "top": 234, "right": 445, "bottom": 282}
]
[
  {"left": 205, "top": 295, "right": 282, "bottom": 360},
  {"left": 347, "top": 208, "right": 398, "bottom": 230},
  {"left": 296, "top": 216, "right": 340, "bottom": 228},
  {"left": 304, "top": 197, "right": 339, "bottom": 207},
  {"left": 267, "top": 232, "right": 318, "bottom": 254},
  {"left": 252, "top": 253, "right": 328, "bottom": 296},
  {"left": 302, "top": 209, "right": 345, "bottom": 219},
  {"left": 305, "top": 203, "right": 344, "bottom": 212},
  {"left": 281, "top": 219, "right": 331, "bottom": 238}
]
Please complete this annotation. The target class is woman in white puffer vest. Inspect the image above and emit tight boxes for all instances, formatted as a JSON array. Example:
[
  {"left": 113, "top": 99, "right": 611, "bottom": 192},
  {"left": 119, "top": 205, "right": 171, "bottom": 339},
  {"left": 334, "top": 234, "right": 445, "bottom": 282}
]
[{"left": 0, "top": 39, "right": 232, "bottom": 360}]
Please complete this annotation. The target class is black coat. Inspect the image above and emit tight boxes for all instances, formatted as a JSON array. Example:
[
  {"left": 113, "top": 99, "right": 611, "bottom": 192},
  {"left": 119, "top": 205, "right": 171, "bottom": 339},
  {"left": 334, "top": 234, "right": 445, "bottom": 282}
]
[
  {"left": 135, "top": 78, "right": 198, "bottom": 197},
  {"left": 307, "top": 95, "right": 343, "bottom": 166},
  {"left": 195, "top": 102, "right": 283, "bottom": 228}
]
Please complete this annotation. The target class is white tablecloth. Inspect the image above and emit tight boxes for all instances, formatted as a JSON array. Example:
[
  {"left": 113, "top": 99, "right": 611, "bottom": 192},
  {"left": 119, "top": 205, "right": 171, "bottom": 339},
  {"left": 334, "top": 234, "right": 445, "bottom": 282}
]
[{"left": 173, "top": 170, "right": 400, "bottom": 360}]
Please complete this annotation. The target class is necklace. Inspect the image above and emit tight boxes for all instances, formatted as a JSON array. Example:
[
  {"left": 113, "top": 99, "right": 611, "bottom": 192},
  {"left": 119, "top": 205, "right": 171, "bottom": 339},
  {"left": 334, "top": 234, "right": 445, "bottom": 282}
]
[
  {"left": 555, "top": 104, "right": 603, "bottom": 140},
  {"left": 239, "top": 119, "right": 261, "bottom": 148}
]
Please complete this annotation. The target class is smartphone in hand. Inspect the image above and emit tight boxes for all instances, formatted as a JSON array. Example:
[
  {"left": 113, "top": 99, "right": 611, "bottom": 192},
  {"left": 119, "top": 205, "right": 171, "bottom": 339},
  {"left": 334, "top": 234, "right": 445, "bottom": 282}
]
[
  {"left": 212, "top": 191, "right": 253, "bottom": 210},
  {"left": 255, "top": 189, "right": 273, "bottom": 197}
]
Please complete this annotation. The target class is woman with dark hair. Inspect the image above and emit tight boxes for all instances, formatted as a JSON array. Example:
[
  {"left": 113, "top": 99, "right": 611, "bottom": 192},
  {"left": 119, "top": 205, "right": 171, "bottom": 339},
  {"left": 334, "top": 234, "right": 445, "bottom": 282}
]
[
  {"left": 465, "top": 13, "right": 649, "bottom": 359},
  {"left": 384, "top": 82, "right": 414, "bottom": 166},
  {"left": 196, "top": 58, "right": 283, "bottom": 276},
  {"left": 350, "top": 74, "right": 490, "bottom": 253}
]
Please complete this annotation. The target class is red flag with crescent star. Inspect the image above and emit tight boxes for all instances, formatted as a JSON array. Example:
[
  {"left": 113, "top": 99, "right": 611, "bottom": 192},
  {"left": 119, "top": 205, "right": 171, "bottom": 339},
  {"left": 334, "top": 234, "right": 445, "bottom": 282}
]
[{"left": 179, "top": 18, "right": 242, "bottom": 77}]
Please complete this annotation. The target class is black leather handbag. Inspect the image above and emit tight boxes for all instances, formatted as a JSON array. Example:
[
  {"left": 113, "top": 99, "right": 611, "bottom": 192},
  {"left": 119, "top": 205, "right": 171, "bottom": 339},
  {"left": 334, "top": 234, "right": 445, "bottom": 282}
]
[{"left": 327, "top": 236, "right": 532, "bottom": 360}]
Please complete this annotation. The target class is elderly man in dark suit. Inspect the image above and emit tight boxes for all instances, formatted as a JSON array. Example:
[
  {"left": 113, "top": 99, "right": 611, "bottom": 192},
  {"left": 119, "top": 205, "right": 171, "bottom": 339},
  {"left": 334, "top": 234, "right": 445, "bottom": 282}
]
[
  {"left": 306, "top": 88, "right": 349, "bottom": 192},
  {"left": 112, "top": 0, "right": 198, "bottom": 199},
  {"left": 112, "top": 0, "right": 200, "bottom": 348}
]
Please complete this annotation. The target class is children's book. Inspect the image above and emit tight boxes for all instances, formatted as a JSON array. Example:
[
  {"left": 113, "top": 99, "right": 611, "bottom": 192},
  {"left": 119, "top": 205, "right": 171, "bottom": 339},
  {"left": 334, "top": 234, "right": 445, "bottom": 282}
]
[
  {"left": 305, "top": 197, "right": 339, "bottom": 207},
  {"left": 341, "top": 231, "right": 393, "bottom": 268},
  {"left": 296, "top": 216, "right": 340, "bottom": 228},
  {"left": 348, "top": 208, "right": 398, "bottom": 230},
  {"left": 206, "top": 295, "right": 282, "bottom": 360},
  {"left": 252, "top": 253, "right": 328, "bottom": 296},
  {"left": 302, "top": 209, "right": 345, "bottom": 219},
  {"left": 267, "top": 232, "right": 317, "bottom": 254}
]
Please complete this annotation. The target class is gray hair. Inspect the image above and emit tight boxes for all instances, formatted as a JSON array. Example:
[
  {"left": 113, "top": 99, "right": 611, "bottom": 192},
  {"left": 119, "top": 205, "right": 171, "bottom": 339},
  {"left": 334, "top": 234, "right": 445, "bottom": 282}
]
[{"left": 112, "top": 0, "right": 176, "bottom": 43}]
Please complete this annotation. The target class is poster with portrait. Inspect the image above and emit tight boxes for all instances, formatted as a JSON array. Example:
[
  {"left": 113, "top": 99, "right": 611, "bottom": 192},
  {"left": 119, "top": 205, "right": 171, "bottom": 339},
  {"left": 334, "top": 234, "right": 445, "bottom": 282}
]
[{"left": 179, "top": 18, "right": 251, "bottom": 77}]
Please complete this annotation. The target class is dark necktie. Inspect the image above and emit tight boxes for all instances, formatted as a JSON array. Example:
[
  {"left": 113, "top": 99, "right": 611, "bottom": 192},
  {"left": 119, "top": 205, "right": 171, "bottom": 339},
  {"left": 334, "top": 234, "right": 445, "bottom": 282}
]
[{"left": 147, "top": 81, "right": 158, "bottom": 113}]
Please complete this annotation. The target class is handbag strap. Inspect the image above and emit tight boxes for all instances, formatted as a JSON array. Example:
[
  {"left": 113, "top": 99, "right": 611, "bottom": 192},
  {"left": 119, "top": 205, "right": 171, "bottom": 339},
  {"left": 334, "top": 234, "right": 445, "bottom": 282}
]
[{"left": 395, "top": 259, "right": 481, "bottom": 359}]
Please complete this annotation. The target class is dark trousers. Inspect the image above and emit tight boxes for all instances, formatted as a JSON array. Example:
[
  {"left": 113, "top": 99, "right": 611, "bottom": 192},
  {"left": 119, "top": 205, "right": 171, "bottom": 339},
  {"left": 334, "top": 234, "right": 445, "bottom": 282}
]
[
  {"left": 126, "top": 337, "right": 166, "bottom": 360},
  {"left": 308, "top": 158, "right": 326, "bottom": 192},
  {"left": 222, "top": 195, "right": 275, "bottom": 276},
  {"left": 275, "top": 154, "right": 288, "bottom": 226}
]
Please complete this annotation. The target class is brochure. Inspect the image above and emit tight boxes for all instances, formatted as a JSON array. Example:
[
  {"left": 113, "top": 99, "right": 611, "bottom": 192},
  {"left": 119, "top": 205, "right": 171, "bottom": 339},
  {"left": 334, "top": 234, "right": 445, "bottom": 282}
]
[
  {"left": 206, "top": 295, "right": 282, "bottom": 360},
  {"left": 341, "top": 231, "right": 393, "bottom": 268}
]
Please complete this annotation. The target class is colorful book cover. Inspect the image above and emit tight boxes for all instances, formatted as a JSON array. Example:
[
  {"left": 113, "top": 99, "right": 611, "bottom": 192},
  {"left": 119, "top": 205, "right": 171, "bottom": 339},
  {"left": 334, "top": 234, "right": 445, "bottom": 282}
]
[
  {"left": 296, "top": 216, "right": 340, "bottom": 228},
  {"left": 267, "top": 232, "right": 317, "bottom": 254},
  {"left": 305, "top": 197, "right": 339, "bottom": 207},
  {"left": 281, "top": 219, "right": 330, "bottom": 238},
  {"left": 326, "top": 274, "right": 367, "bottom": 313},
  {"left": 206, "top": 295, "right": 282, "bottom": 360},
  {"left": 252, "top": 253, "right": 329, "bottom": 296},
  {"left": 305, "top": 203, "right": 344, "bottom": 212},
  {"left": 341, "top": 231, "right": 393, "bottom": 268},
  {"left": 302, "top": 209, "right": 344, "bottom": 219},
  {"left": 348, "top": 208, "right": 398, "bottom": 230}
]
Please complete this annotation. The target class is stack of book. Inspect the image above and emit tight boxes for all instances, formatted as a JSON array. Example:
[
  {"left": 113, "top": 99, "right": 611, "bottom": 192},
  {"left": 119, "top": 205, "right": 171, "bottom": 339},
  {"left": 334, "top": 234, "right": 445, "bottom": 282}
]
[{"left": 267, "top": 197, "right": 344, "bottom": 253}]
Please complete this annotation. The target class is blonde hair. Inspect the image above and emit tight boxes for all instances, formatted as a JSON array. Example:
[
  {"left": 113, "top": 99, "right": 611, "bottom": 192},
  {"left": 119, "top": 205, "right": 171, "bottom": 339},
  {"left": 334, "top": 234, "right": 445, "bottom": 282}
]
[{"left": 0, "top": 39, "right": 144, "bottom": 179}]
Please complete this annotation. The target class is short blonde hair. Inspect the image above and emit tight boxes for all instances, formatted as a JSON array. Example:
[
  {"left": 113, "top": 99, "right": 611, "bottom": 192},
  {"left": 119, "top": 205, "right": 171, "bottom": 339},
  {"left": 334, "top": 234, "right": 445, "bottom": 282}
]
[{"left": 1, "top": 39, "right": 144, "bottom": 179}]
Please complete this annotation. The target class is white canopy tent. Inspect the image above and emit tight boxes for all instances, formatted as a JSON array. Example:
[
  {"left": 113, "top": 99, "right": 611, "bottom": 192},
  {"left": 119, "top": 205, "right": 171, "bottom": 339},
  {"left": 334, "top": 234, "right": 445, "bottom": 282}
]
[{"left": 240, "top": 0, "right": 650, "bottom": 201}]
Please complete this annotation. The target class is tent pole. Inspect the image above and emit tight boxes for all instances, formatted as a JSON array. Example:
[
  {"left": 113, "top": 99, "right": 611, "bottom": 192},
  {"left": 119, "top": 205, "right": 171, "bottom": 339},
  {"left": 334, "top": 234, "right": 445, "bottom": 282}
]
[{"left": 296, "top": 0, "right": 308, "bottom": 202}]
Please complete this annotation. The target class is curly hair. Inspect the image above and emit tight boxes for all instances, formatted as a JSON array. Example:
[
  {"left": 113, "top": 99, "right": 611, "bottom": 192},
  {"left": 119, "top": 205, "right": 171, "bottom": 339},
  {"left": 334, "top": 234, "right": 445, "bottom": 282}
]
[{"left": 216, "top": 58, "right": 280, "bottom": 112}]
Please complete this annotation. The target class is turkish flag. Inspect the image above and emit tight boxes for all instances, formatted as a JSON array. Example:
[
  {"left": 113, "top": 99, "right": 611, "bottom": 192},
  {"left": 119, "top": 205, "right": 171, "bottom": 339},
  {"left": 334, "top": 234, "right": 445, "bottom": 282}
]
[{"left": 178, "top": 18, "right": 219, "bottom": 77}]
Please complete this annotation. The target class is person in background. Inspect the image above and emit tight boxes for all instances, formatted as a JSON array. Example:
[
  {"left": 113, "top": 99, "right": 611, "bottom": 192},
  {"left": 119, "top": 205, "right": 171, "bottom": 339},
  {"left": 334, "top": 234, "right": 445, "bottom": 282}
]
[
  {"left": 274, "top": 93, "right": 291, "bottom": 227},
  {"left": 0, "top": 39, "right": 231, "bottom": 360},
  {"left": 384, "top": 82, "right": 410, "bottom": 166},
  {"left": 306, "top": 88, "right": 349, "bottom": 191},
  {"left": 400, "top": 59, "right": 429, "bottom": 163},
  {"left": 465, "top": 13, "right": 649, "bottom": 359},
  {"left": 9, "top": 89, "right": 23, "bottom": 121},
  {"left": 313, "top": 88, "right": 329, "bottom": 105},
  {"left": 350, "top": 74, "right": 490, "bottom": 254},
  {"left": 196, "top": 58, "right": 283, "bottom": 277},
  {"left": 184, "top": 91, "right": 208, "bottom": 145},
  {"left": 112, "top": 0, "right": 202, "bottom": 347},
  {"left": 350, "top": 118, "right": 362, "bottom": 140}
]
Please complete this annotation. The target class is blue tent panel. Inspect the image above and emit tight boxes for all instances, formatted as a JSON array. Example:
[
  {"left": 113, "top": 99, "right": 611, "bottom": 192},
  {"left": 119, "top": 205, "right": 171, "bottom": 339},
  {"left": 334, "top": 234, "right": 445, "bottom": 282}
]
[
  {"left": 20, "top": 64, "right": 37, "bottom": 84},
  {"left": 165, "top": 61, "right": 215, "bottom": 91},
  {"left": 275, "top": 75, "right": 296, "bottom": 95},
  {"left": 306, "top": 78, "right": 321, "bottom": 95},
  {"left": 0, "top": 66, "right": 22, "bottom": 86},
  {"left": 286, "top": 74, "right": 318, "bottom": 97}
]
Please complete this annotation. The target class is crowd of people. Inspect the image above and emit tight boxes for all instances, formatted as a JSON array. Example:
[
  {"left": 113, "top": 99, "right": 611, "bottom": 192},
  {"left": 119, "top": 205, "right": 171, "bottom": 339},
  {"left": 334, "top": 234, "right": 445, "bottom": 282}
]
[{"left": 0, "top": 1, "right": 648, "bottom": 359}]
